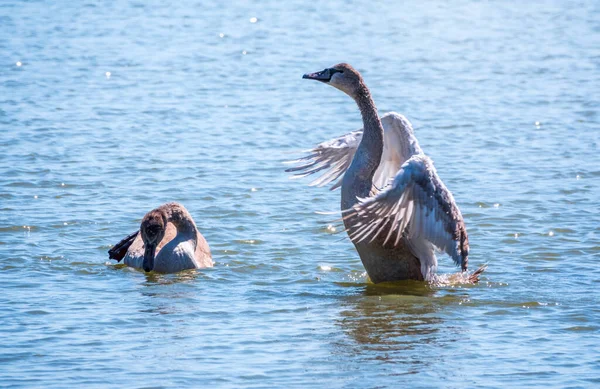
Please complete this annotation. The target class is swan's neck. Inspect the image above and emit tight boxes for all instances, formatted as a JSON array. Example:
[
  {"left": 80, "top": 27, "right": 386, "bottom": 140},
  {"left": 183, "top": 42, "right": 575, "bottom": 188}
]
[
  {"left": 160, "top": 203, "right": 198, "bottom": 246},
  {"left": 355, "top": 86, "right": 384, "bottom": 164},
  {"left": 342, "top": 85, "right": 384, "bottom": 207}
]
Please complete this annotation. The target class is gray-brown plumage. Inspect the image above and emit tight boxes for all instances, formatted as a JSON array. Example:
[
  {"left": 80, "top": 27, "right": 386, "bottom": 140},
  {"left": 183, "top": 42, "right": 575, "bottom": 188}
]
[
  {"left": 292, "top": 63, "right": 477, "bottom": 283},
  {"left": 108, "top": 202, "right": 212, "bottom": 273}
]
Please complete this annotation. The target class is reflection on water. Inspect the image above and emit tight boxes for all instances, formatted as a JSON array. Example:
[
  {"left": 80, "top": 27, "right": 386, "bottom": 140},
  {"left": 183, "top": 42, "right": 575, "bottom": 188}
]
[
  {"left": 339, "top": 298, "right": 441, "bottom": 351},
  {"left": 1, "top": 0, "right": 599, "bottom": 386},
  {"left": 333, "top": 283, "right": 464, "bottom": 367},
  {"left": 110, "top": 262, "right": 205, "bottom": 285},
  {"left": 361, "top": 280, "right": 435, "bottom": 297},
  {"left": 141, "top": 269, "right": 202, "bottom": 286},
  {"left": 328, "top": 283, "right": 477, "bottom": 383},
  {"left": 135, "top": 271, "right": 207, "bottom": 315}
]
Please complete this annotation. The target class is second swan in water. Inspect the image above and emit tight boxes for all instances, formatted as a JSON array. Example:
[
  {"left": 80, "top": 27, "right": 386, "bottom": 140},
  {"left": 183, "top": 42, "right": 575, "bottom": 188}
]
[
  {"left": 108, "top": 202, "right": 213, "bottom": 273},
  {"left": 288, "top": 63, "right": 480, "bottom": 283}
]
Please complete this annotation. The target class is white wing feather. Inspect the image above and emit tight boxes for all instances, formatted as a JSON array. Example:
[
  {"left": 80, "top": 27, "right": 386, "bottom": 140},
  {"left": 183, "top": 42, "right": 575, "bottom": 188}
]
[
  {"left": 287, "top": 112, "right": 470, "bottom": 281},
  {"left": 346, "top": 154, "right": 469, "bottom": 279},
  {"left": 372, "top": 112, "right": 423, "bottom": 189},
  {"left": 285, "top": 112, "right": 421, "bottom": 191},
  {"left": 285, "top": 129, "right": 362, "bottom": 190}
]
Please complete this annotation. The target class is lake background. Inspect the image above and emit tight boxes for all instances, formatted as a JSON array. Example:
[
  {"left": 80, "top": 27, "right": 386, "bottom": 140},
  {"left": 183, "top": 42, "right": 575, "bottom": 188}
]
[{"left": 1, "top": 0, "right": 599, "bottom": 387}]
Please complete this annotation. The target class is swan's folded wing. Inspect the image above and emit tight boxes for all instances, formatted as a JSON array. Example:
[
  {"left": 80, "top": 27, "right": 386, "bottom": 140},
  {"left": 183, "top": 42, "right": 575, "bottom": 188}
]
[
  {"left": 284, "top": 129, "right": 363, "bottom": 190},
  {"left": 108, "top": 230, "right": 140, "bottom": 262},
  {"left": 345, "top": 154, "right": 469, "bottom": 270}
]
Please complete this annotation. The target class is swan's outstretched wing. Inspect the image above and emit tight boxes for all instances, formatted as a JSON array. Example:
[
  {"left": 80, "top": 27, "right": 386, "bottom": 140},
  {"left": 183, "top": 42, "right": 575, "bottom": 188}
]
[
  {"left": 285, "top": 112, "right": 422, "bottom": 191},
  {"left": 372, "top": 112, "right": 423, "bottom": 189},
  {"left": 345, "top": 154, "right": 469, "bottom": 274},
  {"left": 285, "top": 129, "right": 362, "bottom": 190}
]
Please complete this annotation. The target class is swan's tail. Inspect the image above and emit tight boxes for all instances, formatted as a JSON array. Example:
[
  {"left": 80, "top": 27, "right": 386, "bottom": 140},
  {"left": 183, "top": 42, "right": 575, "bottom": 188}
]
[
  {"left": 108, "top": 230, "right": 139, "bottom": 262},
  {"left": 431, "top": 264, "right": 487, "bottom": 286},
  {"left": 468, "top": 264, "right": 487, "bottom": 283}
]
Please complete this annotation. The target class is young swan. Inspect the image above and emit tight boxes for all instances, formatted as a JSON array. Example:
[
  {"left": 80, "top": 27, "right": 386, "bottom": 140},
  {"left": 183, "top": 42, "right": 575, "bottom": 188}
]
[
  {"left": 109, "top": 202, "right": 212, "bottom": 273},
  {"left": 297, "top": 63, "right": 476, "bottom": 283}
]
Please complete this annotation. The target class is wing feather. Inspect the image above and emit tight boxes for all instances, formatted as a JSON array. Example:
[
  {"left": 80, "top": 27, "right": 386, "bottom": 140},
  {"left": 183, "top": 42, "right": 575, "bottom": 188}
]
[
  {"left": 285, "top": 112, "right": 423, "bottom": 191},
  {"left": 345, "top": 154, "right": 469, "bottom": 271},
  {"left": 285, "top": 129, "right": 363, "bottom": 190}
]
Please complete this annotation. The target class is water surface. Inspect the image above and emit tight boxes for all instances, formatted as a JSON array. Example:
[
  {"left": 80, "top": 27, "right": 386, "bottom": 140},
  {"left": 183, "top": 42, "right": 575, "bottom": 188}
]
[{"left": 1, "top": 0, "right": 599, "bottom": 387}]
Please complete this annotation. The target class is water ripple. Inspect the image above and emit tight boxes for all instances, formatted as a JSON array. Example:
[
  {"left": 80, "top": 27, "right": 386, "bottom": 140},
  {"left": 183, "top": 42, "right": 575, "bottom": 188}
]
[{"left": 1, "top": 0, "right": 599, "bottom": 387}]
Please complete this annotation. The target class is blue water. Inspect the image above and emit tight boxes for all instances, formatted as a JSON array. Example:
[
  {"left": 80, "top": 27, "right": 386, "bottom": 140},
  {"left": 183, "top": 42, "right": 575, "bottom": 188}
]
[{"left": 1, "top": 0, "right": 599, "bottom": 387}]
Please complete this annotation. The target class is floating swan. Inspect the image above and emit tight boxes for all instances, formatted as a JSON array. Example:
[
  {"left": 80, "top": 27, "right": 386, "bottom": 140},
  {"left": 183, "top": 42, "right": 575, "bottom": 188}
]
[
  {"left": 108, "top": 202, "right": 212, "bottom": 273},
  {"left": 288, "top": 63, "right": 479, "bottom": 283}
]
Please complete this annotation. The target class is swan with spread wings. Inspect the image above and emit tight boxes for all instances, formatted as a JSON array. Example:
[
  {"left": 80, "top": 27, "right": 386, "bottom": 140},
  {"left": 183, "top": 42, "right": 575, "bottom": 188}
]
[{"left": 287, "top": 63, "right": 481, "bottom": 283}]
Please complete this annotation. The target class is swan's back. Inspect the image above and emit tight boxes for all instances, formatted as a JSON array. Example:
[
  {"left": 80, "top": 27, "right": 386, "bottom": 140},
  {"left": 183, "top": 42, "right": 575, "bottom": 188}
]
[{"left": 194, "top": 232, "right": 212, "bottom": 267}]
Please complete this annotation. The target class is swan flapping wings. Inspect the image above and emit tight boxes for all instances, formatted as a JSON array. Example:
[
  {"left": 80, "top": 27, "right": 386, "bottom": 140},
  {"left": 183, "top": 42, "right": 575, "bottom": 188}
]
[
  {"left": 344, "top": 154, "right": 469, "bottom": 273},
  {"left": 285, "top": 112, "right": 422, "bottom": 190},
  {"left": 285, "top": 129, "right": 362, "bottom": 190},
  {"left": 286, "top": 112, "right": 469, "bottom": 280}
]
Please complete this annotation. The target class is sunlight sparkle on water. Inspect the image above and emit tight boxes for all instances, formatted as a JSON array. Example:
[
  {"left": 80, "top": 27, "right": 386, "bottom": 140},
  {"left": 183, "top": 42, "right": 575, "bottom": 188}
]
[{"left": 2, "top": 2, "right": 598, "bottom": 386}]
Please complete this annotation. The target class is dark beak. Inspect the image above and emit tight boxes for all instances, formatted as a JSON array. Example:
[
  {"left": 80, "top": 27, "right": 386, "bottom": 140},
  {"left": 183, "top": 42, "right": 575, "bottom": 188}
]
[
  {"left": 142, "top": 243, "right": 156, "bottom": 272},
  {"left": 303, "top": 68, "right": 332, "bottom": 82}
]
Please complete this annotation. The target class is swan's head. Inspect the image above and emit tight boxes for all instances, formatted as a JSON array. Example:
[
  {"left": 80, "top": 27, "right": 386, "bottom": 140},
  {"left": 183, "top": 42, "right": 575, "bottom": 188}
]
[
  {"left": 140, "top": 210, "right": 167, "bottom": 272},
  {"left": 303, "top": 63, "right": 363, "bottom": 97}
]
